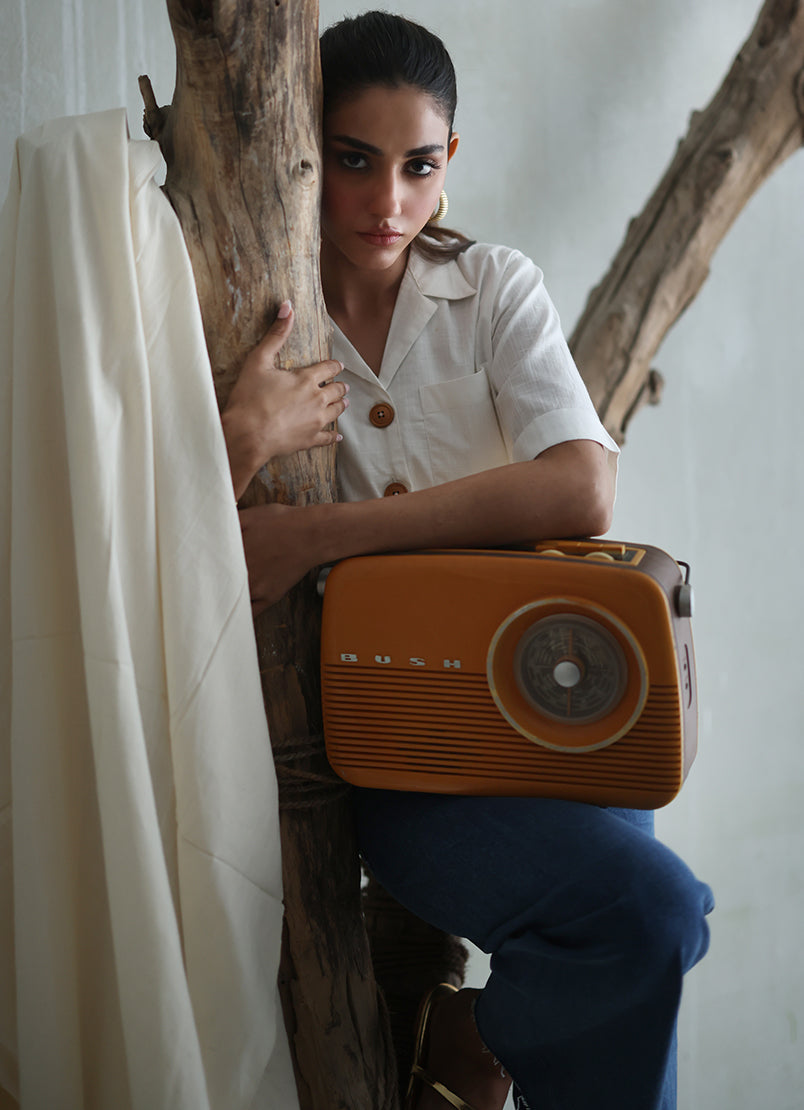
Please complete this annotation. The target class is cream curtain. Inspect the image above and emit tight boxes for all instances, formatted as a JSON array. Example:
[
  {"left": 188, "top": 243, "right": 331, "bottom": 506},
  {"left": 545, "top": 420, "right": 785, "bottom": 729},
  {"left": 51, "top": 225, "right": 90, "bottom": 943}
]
[{"left": 0, "top": 109, "right": 297, "bottom": 1110}]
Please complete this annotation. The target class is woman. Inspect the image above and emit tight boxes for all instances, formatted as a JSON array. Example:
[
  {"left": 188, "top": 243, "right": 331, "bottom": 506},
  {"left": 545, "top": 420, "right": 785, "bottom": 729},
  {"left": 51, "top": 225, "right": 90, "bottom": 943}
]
[{"left": 222, "top": 13, "right": 713, "bottom": 1110}]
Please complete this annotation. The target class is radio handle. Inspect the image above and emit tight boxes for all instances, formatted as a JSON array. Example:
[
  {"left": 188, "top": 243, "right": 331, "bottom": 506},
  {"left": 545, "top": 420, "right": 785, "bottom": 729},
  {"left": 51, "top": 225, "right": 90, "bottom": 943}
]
[{"left": 674, "top": 561, "right": 694, "bottom": 618}]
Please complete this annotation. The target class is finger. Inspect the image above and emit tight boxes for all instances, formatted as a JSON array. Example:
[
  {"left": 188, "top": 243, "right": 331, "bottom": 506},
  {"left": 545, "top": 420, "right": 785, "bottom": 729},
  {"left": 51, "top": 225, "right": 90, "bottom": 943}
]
[
  {"left": 315, "top": 360, "right": 345, "bottom": 387},
  {"left": 251, "top": 300, "right": 295, "bottom": 366},
  {"left": 312, "top": 428, "right": 344, "bottom": 448},
  {"left": 319, "top": 380, "right": 349, "bottom": 403}
]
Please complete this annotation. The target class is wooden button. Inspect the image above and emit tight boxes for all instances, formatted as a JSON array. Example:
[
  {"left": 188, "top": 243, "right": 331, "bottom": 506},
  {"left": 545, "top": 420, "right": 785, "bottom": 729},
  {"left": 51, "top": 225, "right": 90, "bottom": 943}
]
[
  {"left": 383, "top": 482, "right": 408, "bottom": 496},
  {"left": 369, "top": 402, "right": 395, "bottom": 428}
]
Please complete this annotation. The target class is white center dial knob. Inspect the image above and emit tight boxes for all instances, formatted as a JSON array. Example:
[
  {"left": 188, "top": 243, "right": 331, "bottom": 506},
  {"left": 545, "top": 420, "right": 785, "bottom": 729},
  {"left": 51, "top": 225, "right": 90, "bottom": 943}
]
[{"left": 553, "top": 659, "right": 583, "bottom": 688}]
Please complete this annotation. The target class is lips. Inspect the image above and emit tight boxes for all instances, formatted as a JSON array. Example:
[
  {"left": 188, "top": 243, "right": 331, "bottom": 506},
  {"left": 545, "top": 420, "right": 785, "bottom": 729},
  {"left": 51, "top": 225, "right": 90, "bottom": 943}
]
[{"left": 358, "top": 228, "right": 403, "bottom": 247}]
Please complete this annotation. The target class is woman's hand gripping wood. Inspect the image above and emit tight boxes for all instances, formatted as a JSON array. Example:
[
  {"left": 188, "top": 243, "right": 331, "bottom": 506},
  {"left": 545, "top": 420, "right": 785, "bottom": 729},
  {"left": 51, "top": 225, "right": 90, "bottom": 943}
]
[{"left": 221, "top": 301, "right": 348, "bottom": 500}]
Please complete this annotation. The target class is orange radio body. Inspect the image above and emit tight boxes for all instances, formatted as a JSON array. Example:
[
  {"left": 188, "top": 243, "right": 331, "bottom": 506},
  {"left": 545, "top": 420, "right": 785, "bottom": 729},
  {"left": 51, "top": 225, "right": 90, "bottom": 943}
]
[{"left": 321, "top": 539, "right": 697, "bottom": 809}]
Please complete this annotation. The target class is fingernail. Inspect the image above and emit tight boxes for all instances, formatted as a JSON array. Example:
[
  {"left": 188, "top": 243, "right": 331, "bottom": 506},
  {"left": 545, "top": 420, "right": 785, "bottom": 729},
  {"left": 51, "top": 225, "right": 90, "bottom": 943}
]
[
  {"left": 336, "top": 433, "right": 344, "bottom": 442},
  {"left": 344, "top": 382, "right": 350, "bottom": 393},
  {"left": 278, "top": 299, "right": 292, "bottom": 319},
  {"left": 343, "top": 397, "right": 350, "bottom": 408}
]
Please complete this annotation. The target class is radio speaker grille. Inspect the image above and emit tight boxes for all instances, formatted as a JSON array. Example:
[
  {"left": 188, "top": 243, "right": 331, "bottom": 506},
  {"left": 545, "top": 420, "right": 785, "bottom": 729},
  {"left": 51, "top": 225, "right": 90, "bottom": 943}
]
[{"left": 323, "top": 666, "right": 683, "bottom": 800}]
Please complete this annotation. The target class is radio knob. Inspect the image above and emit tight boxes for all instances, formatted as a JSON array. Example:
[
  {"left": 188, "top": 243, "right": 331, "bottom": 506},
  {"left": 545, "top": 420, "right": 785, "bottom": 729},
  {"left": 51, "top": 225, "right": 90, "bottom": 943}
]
[
  {"left": 675, "top": 583, "right": 694, "bottom": 619},
  {"left": 553, "top": 659, "right": 583, "bottom": 688}
]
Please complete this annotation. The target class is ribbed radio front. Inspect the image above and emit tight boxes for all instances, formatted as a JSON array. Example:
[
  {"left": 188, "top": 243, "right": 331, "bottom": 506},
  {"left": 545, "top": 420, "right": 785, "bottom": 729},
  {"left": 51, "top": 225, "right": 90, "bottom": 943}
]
[{"left": 323, "top": 665, "right": 683, "bottom": 803}]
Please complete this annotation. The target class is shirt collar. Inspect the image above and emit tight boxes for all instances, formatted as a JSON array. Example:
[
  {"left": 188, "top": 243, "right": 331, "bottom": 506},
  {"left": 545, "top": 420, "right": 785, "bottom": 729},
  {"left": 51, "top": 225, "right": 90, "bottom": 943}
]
[
  {"left": 329, "top": 248, "right": 478, "bottom": 389},
  {"left": 406, "top": 247, "right": 477, "bottom": 301}
]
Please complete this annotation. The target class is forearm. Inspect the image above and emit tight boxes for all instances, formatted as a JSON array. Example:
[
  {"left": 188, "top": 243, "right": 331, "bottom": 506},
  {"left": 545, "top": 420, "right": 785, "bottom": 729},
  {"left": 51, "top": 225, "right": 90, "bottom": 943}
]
[
  {"left": 240, "top": 440, "right": 614, "bottom": 612},
  {"left": 315, "top": 440, "right": 614, "bottom": 565},
  {"left": 221, "top": 411, "right": 266, "bottom": 500}
]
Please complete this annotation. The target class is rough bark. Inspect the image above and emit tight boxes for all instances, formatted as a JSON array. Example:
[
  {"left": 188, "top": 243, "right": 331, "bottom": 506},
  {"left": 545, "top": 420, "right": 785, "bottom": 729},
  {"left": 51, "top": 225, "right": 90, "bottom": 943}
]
[
  {"left": 141, "top": 2, "right": 397, "bottom": 1107},
  {"left": 571, "top": 0, "right": 804, "bottom": 441}
]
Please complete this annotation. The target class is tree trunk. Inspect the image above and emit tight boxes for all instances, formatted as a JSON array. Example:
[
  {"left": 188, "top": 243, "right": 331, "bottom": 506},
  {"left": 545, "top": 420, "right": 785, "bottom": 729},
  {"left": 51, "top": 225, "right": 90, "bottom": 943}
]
[
  {"left": 141, "top": 2, "right": 397, "bottom": 1106},
  {"left": 570, "top": 0, "right": 804, "bottom": 441}
]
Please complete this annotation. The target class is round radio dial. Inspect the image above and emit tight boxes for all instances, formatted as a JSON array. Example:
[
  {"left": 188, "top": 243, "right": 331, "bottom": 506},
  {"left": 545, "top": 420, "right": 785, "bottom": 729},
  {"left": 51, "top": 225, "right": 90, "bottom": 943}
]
[
  {"left": 514, "top": 614, "right": 629, "bottom": 724},
  {"left": 486, "top": 599, "right": 648, "bottom": 752}
]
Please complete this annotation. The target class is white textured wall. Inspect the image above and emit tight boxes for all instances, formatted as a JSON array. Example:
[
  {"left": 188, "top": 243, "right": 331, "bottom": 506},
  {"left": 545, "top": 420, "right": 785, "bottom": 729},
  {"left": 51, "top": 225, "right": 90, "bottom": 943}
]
[
  {"left": 3, "top": 2, "right": 803, "bottom": 1108},
  {"left": 0, "top": 0, "right": 174, "bottom": 192}
]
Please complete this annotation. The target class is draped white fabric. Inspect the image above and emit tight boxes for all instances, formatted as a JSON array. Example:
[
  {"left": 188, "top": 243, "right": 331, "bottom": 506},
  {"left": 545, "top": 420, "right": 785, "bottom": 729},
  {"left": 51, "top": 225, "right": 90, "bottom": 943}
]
[{"left": 0, "top": 109, "right": 297, "bottom": 1110}]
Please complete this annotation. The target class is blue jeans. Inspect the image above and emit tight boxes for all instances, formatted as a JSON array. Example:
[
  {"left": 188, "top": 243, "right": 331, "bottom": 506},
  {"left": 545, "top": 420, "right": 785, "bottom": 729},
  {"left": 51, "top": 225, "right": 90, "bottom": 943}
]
[{"left": 354, "top": 791, "right": 713, "bottom": 1110}]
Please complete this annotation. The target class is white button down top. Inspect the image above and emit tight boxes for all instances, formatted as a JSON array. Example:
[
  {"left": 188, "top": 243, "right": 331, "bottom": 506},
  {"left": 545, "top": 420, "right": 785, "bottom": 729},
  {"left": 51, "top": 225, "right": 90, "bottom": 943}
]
[{"left": 332, "top": 242, "right": 619, "bottom": 502}]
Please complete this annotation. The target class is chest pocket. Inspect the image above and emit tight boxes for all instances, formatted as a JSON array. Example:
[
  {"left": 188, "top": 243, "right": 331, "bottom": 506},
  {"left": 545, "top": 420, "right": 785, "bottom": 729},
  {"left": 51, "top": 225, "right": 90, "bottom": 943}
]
[{"left": 419, "top": 367, "right": 510, "bottom": 486}]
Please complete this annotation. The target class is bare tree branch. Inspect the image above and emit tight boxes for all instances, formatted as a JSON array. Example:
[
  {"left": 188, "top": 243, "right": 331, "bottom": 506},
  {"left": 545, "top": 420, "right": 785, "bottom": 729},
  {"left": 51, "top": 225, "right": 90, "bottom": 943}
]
[{"left": 571, "top": 0, "right": 804, "bottom": 441}]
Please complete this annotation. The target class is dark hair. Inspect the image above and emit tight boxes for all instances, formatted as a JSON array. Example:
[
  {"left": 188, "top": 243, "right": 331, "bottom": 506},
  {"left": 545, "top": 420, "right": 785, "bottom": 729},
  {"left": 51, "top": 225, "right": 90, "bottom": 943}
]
[{"left": 319, "top": 11, "right": 474, "bottom": 262}]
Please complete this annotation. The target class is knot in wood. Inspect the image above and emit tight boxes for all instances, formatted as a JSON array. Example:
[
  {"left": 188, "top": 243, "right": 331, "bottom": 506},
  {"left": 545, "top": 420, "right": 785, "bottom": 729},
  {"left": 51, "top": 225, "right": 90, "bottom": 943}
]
[
  {"left": 295, "top": 157, "right": 317, "bottom": 185},
  {"left": 647, "top": 367, "right": 665, "bottom": 405},
  {"left": 795, "top": 66, "right": 804, "bottom": 123},
  {"left": 757, "top": 1, "right": 801, "bottom": 49},
  {"left": 695, "top": 143, "right": 737, "bottom": 203},
  {"left": 756, "top": 12, "right": 780, "bottom": 50}
]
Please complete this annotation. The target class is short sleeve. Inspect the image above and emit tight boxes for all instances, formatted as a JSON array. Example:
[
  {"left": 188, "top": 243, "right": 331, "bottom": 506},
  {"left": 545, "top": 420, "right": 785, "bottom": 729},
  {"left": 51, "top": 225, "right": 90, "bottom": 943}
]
[{"left": 482, "top": 249, "right": 619, "bottom": 471}]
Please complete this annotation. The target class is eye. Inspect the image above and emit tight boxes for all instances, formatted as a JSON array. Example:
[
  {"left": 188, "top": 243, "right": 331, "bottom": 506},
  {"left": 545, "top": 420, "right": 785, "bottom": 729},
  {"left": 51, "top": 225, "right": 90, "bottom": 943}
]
[
  {"left": 407, "top": 158, "right": 439, "bottom": 177},
  {"left": 339, "top": 151, "right": 369, "bottom": 171}
]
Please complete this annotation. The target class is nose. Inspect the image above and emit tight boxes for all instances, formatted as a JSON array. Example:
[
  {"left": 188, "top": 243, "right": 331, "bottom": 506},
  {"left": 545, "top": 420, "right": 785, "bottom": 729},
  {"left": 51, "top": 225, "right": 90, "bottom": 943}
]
[{"left": 370, "top": 170, "right": 403, "bottom": 218}]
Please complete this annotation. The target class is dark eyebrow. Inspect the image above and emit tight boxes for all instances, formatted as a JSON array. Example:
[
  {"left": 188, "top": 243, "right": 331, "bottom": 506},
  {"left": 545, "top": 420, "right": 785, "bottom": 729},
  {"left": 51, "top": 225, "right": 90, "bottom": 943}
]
[
  {"left": 406, "top": 143, "right": 446, "bottom": 157},
  {"left": 329, "top": 134, "right": 445, "bottom": 158}
]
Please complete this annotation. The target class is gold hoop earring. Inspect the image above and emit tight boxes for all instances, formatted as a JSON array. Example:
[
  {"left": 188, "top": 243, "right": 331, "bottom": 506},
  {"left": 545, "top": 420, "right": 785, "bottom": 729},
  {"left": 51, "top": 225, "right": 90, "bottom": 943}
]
[{"left": 429, "top": 191, "right": 449, "bottom": 224}]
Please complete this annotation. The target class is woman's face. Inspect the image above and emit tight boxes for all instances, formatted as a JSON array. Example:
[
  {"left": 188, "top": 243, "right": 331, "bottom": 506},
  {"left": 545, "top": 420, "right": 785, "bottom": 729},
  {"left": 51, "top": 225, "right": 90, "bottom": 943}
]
[{"left": 321, "top": 84, "right": 459, "bottom": 278}]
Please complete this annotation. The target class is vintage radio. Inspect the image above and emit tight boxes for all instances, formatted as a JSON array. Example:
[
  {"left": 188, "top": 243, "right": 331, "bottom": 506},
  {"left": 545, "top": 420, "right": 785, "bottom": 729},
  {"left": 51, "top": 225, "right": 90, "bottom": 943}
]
[{"left": 320, "top": 540, "right": 697, "bottom": 809}]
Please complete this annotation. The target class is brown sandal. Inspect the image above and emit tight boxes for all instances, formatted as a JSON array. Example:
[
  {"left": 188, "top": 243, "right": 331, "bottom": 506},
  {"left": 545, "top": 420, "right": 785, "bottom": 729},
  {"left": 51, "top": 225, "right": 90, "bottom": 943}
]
[{"left": 404, "top": 983, "right": 479, "bottom": 1110}]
